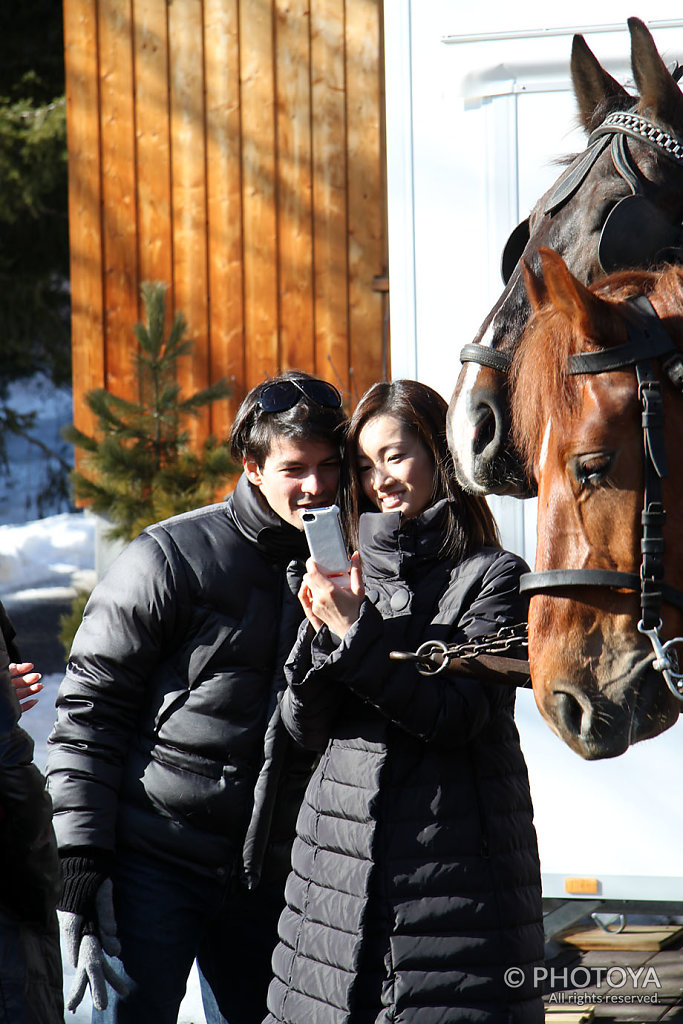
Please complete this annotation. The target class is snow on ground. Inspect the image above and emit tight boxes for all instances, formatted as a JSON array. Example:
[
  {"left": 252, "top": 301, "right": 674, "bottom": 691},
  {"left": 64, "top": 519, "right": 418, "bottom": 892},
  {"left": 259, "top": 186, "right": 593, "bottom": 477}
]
[
  {"left": 0, "top": 510, "right": 95, "bottom": 595},
  {"left": 0, "top": 510, "right": 208, "bottom": 1023}
]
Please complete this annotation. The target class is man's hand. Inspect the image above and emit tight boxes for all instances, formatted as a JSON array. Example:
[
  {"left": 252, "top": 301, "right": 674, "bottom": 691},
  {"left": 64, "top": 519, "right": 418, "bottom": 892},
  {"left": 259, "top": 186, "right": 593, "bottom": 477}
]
[
  {"left": 65, "top": 932, "right": 129, "bottom": 1012},
  {"left": 59, "top": 879, "right": 129, "bottom": 1011},
  {"left": 9, "top": 662, "right": 43, "bottom": 713}
]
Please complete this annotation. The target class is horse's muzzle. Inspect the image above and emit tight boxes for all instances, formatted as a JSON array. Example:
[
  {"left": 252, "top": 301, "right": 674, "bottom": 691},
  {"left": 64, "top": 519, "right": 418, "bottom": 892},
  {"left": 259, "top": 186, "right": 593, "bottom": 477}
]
[{"left": 538, "top": 655, "right": 679, "bottom": 760}]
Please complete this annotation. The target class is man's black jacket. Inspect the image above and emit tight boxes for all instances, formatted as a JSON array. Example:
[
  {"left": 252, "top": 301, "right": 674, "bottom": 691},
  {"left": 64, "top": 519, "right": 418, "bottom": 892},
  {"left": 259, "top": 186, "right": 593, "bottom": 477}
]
[{"left": 46, "top": 475, "right": 314, "bottom": 886}]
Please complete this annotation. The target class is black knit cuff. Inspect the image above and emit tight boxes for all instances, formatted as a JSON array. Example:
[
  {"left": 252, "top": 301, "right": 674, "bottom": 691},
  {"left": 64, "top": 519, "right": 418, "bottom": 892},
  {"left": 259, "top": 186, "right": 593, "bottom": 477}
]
[{"left": 58, "top": 853, "right": 110, "bottom": 932}]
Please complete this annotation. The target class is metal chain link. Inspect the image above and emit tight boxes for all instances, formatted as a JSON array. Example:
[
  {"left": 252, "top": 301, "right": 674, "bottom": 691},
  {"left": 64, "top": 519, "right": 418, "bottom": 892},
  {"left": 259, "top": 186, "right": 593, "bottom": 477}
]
[
  {"left": 391, "top": 623, "right": 530, "bottom": 677},
  {"left": 438, "top": 622, "right": 528, "bottom": 661},
  {"left": 596, "top": 111, "right": 683, "bottom": 163}
]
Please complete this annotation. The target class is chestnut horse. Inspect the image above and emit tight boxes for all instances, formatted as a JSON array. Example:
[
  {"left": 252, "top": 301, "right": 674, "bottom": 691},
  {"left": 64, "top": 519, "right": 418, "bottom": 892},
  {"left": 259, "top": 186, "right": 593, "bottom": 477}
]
[
  {"left": 511, "top": 247, "right": 683, "bottom": 759},
  {"left": 448, "top": 18, "right": 683, "bottom": 498}
]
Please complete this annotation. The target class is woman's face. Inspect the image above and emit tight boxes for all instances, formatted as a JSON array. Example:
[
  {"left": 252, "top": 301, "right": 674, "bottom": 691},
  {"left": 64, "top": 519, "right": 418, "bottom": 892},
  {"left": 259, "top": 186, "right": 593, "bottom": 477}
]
[{"left": 356, "top": 414, "right": 434, "bottom": 519}]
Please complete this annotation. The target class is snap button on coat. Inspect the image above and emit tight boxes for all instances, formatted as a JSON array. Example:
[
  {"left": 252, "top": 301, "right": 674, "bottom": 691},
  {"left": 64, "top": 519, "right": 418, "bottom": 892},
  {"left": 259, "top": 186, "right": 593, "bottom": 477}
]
[{"left": 389, "top": 587, "right": 410, "bottom": 611}]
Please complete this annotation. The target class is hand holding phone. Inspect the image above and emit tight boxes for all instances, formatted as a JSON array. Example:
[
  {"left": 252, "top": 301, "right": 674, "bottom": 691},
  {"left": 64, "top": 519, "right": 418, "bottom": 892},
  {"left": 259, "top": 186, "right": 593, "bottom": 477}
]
[{"left": 301, "top": 505, "right": 350, "bottom": 579}]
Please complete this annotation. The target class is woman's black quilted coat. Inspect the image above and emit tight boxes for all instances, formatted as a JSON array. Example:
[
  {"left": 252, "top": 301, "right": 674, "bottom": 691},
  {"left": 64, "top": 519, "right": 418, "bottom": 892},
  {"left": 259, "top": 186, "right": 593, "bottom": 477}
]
[{"left": 265, "top": 502, "right": 544, "bottom": 1024}]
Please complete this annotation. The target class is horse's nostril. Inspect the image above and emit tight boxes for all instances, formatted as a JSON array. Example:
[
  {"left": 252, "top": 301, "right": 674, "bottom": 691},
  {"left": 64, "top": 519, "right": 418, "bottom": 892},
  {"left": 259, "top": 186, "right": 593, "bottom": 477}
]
[
  {"left": 472, "top": 405, "right": 496, "bottom": 456},
  {"left": 553, "top": 690, "right": 587, "bottom": 738}
]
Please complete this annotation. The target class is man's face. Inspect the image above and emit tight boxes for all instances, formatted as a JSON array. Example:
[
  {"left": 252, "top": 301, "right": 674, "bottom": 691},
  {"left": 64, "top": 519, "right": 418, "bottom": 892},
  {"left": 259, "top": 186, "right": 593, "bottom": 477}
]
[{"left": 244, "top": 437, "right": 340, "bottom": 530}]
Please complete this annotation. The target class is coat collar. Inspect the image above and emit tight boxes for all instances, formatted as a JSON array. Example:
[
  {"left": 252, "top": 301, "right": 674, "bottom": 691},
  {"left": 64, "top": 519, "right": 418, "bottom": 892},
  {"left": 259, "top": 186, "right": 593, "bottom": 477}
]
[
  {"left": 229, "top": 473, "right": 309, "bottom": 564},
  {"left": 359, "top": 499, "right": 450, "bottom": 581}
]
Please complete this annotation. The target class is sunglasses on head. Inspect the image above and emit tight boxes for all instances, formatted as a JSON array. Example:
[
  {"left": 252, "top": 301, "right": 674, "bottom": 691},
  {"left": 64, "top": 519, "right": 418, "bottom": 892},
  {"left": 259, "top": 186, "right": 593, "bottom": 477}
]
[{"left": 257, "top": 377, "right": 342, "bottom": 413}]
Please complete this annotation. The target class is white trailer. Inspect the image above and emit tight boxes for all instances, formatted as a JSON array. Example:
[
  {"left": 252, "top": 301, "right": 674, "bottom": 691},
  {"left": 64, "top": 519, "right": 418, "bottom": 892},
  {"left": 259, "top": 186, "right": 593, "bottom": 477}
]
[{"left": 382, "top": 2, "right": 683, "bottom": 931}]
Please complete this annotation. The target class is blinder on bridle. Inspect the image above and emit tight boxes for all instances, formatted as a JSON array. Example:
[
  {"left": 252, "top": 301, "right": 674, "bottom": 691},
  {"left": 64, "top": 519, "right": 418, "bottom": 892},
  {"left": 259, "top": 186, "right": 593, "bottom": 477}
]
[
  {"left": 500, "top": 218, "right": 530, "bottom": 286},
  {"left": 518, "top": 295, "right": 683, "bottom": 702},
  {"left": 498, "top": 109, "right": 683, "bottom": 288}
]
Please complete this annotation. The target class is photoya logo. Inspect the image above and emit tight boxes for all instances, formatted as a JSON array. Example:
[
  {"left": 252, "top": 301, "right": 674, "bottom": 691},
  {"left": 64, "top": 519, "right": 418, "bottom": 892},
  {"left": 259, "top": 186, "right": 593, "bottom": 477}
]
[{"left": 504, "top": 964, "right": 662, "bottom": 993}]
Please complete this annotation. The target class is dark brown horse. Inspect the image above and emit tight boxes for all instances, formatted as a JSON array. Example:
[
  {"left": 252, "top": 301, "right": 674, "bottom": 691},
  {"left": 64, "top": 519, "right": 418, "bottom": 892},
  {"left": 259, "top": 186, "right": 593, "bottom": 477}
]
[
  {"left": 447, "top": 18, "right": 683, "bottom": 498},
  {"left": 511, "top": 247, "right": 683, "bottom": 759}
]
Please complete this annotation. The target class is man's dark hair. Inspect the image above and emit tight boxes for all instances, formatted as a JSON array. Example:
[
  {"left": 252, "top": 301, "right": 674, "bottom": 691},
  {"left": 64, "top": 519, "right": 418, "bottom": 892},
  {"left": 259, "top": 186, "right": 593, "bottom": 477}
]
[{"left": 229, "top": 370, "right": 346, "bottom": 466}]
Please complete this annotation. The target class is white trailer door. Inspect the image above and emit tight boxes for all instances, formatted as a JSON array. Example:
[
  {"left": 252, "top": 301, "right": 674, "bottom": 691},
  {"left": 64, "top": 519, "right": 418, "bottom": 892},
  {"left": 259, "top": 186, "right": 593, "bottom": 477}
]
[{"left": 383, "top": 4, "right": 683, "bottom": 904}]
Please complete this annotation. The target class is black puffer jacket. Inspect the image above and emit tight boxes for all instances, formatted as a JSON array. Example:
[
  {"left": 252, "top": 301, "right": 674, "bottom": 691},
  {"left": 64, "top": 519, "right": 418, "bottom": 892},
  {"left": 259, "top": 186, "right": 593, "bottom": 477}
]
[
  {"left": 266, "top": 502, "right": 544, "bottom": 1024},
  {"left": 46, "top": 475, "right": 314, "bottom": 885},
  {"left": 0, "top": 615, "right": 63, "bottom": 1023}
]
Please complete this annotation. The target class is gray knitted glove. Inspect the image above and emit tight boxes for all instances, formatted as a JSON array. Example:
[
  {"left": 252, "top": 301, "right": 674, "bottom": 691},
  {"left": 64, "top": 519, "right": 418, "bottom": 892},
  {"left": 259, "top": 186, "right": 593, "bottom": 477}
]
[{"left": 59, "top": 879, "right": 129, "bottom": 1011}]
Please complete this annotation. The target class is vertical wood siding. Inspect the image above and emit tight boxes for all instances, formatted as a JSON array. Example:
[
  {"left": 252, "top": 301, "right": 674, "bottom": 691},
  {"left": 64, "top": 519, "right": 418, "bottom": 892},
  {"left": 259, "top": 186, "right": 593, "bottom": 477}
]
[{"left": 63, "top": 0, "right": 387, "bottom": 448}]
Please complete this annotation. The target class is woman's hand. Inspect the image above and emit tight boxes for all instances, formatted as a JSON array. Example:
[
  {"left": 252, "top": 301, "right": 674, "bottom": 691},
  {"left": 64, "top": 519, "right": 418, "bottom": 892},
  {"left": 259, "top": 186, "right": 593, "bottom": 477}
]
[
  {"left": 299, "top": 553, "right": 364, "bottom": 638},
  {"left": 9, "top": 662, "right": 43, "bottom": 714}
]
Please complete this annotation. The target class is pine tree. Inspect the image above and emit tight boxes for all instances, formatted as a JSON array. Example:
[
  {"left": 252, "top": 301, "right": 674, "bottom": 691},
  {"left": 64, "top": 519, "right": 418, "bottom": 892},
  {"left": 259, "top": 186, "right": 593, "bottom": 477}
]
[{"left": 63, "top": 281, "right": 236, "bottom": 543}]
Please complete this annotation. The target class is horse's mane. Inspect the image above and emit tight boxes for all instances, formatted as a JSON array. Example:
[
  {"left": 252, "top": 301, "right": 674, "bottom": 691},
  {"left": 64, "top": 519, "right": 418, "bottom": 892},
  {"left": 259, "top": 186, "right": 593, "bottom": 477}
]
[{"left": 510, "top": 265, "right": 683, "bottom": 480}]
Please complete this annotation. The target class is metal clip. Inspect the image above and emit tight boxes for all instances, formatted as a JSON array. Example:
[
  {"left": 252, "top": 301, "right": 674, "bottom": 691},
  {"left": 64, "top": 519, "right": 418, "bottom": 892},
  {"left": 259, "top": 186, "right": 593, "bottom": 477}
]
[
  {"left": 637, "top": 619, "right": 683, "bottom": 701},
  {"left": 412, "top": 640, "right": 450, "bottom": 676},
  {"left": 389, "top": 640, "right": 450, "bottom": 675}
]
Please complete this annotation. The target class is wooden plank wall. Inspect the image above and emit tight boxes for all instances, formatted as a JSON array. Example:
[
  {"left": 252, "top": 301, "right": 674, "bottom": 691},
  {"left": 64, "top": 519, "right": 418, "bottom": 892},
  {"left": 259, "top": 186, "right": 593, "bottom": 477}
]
[{"left": 63, "top": 0, "right": 388, "bottom": 451}]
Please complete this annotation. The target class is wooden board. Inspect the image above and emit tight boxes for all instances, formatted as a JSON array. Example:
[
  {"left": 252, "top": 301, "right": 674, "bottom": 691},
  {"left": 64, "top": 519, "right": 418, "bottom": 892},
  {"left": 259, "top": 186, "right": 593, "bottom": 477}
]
[
  {"left": 557, "top": 924, "right": 683, "bottom": 951},
  {"left": 99, "top": 0, "right": 139, "bottom": 398},
  {"left": 276, "top": 0, "right": 315, "bottom": 373},
  {"left": 544, "top": 1007, "right": 595, "bottom": 1023},
  {"left": 205, "top": 0, "right": 244, "bottom": 434},
  {"left": 134, "top": 0, "right": 173, "bottom": 293},
  {"left": 169, "top": 0, "right": 209, "bottom": 447},
  {"left": 64, "top": 0, "right": 388, "bottom": 478},
  {"left": 63, "top": 0, "right": 105, "bottom": 445},
  {"left": 311, "top": 0, "right": 350, "bottom": 391},
  {"left": 240, "top": 0, "right": 278, "bottom": 388},
  {"left": 345, "top": 0, "right": 385, "bottom": 402}
]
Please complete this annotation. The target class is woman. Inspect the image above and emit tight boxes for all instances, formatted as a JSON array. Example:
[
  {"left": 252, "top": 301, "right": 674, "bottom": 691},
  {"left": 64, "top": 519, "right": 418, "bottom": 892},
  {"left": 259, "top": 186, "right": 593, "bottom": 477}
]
[{"left": 264, "top": 381, "right": 544, "bottom": 1024}]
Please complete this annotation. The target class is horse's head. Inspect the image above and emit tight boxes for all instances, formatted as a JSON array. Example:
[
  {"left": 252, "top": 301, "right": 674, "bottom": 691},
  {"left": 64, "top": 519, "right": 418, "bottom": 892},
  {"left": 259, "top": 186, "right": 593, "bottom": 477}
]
[
  {"left": 511, "top": 247, "right": 683, "bottom": 758},
  {"left": 448, "top": 17, "right": 683, "bottom": 497}
]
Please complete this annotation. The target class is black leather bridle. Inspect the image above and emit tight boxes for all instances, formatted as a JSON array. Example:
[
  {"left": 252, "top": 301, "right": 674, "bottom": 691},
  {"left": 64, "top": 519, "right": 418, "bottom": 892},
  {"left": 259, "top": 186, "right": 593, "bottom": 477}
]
[
  {"left": 460, "top": 106, "right": 683, "bottom": 375},
  {"left": 518, "top": 295, "right": 683, "bottom": 701}
]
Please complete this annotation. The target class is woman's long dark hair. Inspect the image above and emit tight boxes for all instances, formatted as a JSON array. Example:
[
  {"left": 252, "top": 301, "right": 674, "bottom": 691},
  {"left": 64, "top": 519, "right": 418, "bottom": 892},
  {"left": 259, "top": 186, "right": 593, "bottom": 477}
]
[{"left": 342, "top": 380, "right": 500, "bottom": 560}]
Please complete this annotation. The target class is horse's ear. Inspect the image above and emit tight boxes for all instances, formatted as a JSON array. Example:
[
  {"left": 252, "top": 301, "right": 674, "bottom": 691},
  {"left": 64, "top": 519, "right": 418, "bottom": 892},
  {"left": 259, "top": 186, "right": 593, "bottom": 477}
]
[
  {"left": 537, "top": 247, "right": 605, "bottom": 335},
  {"left": 630, "top": 17, "right": 683, "bottom": 129},
  {"left": 571, "top": 34, "right": 630, "bottom": 132},
  {"left": 521, "top": 259, "right": 547, "bottom": 313}
]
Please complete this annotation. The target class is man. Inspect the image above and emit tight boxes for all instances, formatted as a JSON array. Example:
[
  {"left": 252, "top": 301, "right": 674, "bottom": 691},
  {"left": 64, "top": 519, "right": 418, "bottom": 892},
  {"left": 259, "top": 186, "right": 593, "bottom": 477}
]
[
  {"left": 46, "top": 371, "right": 345, "bottom": 1023},
  {"left": 0, "top": 621, "right": 63, "bottom": 1024}
]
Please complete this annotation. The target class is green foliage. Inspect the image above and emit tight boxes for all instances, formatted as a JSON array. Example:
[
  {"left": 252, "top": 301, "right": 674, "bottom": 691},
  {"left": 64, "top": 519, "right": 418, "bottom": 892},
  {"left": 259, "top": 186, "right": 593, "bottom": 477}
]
[
  {"left": 0, "top": 0, "right": 71, "bottom": 523},
  {"left": 64, "top": 282, "right": 237, "bottom": 543},
  {"left": 0, "top": 95, "right": 66, "bottom": 219},
  {"left": 0, "top": 3, "right": 64, "bottom": 102},
  {"left": 0, "top": 90, "right": 69, "bottom": 389},
  {"left": 0, "top": 1, "right": 70, "bottom": 518}
]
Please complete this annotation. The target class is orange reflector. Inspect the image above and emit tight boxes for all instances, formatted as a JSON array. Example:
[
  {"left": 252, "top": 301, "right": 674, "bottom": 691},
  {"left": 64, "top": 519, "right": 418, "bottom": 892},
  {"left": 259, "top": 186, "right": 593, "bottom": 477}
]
[{"left": 564, "top": 877, "right": 599, "bottom": 895}]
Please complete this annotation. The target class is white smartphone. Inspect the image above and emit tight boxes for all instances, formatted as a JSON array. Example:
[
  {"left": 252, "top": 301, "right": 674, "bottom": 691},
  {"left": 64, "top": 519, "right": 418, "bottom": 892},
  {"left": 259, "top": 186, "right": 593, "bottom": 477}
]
[{"left": 301, "top": 505, "right": 350, "bottom": 578}]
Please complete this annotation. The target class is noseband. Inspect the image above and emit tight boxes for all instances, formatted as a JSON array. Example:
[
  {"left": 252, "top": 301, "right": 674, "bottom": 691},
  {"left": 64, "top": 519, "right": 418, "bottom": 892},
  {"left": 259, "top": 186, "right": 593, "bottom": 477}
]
[
  {"left": 518, "top": 296, "right": 683, "bottom": 701},
  {"left": 460, "top": 106, "right": 683, "bottom": 375}
]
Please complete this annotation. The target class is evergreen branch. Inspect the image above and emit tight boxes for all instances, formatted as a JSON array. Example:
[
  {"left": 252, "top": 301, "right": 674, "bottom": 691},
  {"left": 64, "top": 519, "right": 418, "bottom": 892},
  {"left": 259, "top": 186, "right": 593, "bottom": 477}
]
[
  {"left": 61, "top": 424, "right": 98, "bottom": 453},
  {"left": 175, "top": 380, "right": 233, "bottom": 415},
  {"left": 64, "top": 280, "right": 238, "bottom": 542}
]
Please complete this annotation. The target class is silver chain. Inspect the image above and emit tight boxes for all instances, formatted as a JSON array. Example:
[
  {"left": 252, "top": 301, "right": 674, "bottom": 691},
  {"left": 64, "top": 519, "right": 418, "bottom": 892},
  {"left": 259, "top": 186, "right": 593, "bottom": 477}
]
[
  {"left": 439, "top": 622, "right": 528, "bottom": 661},
  {"left": 596, "top": 112, "right": 683, "bottom": 164},
  {"left": 392, "top": 623, "right": 530, "bottom": 677}
]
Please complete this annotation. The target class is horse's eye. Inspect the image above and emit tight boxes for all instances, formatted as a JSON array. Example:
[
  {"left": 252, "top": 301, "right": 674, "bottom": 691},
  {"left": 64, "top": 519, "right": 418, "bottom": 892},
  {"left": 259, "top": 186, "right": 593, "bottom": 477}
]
[{"left": 571, "top": 453, "right": 614, "bottom": 488}]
